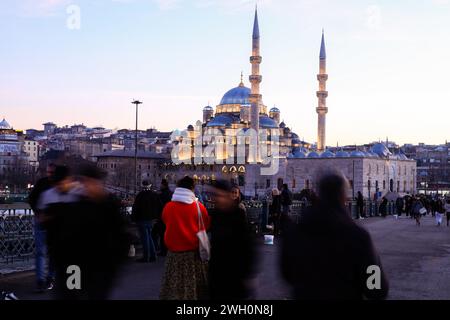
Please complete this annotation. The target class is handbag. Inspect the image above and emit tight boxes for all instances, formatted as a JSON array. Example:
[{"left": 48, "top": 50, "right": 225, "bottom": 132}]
[
  {"left": 419, "top": 207, "right": 427, "bottom": 215},
  {"left": 195, "top": 201, "right": 211, "bottom": 262}
]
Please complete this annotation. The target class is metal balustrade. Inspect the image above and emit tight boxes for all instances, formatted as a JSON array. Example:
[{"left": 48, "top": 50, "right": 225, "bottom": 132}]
[{"left": 0, "top": 205, "right": 35, "bottom": 265}]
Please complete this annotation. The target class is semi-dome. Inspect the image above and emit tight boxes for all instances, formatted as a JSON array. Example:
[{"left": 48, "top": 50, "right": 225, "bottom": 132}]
[
  {"left": 220, "top": 85, "right": 251, "bottom": 105},
  {"left": 336, "top": 150, "right": 350, "bottom": 158},
  {"left": 371, "top": 143, "right": 392, "bottom": 157},
  {"left": 350, "top": 150, "right": 366, "bottom": 157},
  {"left": 279, "top": 121, "right": 286, "bottom": 128},
  {"left": 259, "top": 115, "right": 279, "bottom": 128},
  {"left": 290, "top": 147, "right": 307, "bottom": 158},
  {"left": 321, "top": 150, "right": 335, "bottom": 158},
  {"left": 0, "top": 118, "right": 12, "bottom": 130},
  {"left": 307, "top": 151, "right": 320, "bottom": 158},
  {"left": 206, "top": 114, "right": 234, "bottom": 127}
]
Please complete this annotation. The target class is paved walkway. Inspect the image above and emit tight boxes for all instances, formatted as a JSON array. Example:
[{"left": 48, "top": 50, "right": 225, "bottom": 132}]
[{"left": 1, "top": 215, "right": 450, "bottom": 300}]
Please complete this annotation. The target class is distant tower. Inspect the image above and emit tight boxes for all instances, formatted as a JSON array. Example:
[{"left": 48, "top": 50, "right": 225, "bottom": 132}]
[
  {"left": 249, "top": 7, "right": 262, "bottom": 161},
  {"left": 316, "top": 30, "right": 328, "bottom": 152}
]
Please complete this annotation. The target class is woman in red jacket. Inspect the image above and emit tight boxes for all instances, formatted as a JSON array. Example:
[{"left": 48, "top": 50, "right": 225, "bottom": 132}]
[{"left": 159, "top": 176, "right": 210, "bottom": 300}]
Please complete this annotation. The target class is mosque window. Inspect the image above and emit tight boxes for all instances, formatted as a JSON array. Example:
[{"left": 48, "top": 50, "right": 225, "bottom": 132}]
[
  {"left": 238, "top": 166, "right": 246, "bottom": 173},
  {"left": 222, "top": 166, "right": 228, "bottom": 173},
  {"left": 383, "top": 180, "right": 386, "bottom": 190},
  {"left": 266, "top": 179, "right": 271, "bottom": 188},
  {"left": 230, "top": 166, "right": 237, "bottom": 173},
  {"left": 292, "top": 179, "right": 296, "bottom": 189}
]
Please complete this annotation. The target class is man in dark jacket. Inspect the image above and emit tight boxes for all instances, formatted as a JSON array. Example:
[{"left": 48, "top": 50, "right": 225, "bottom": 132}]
[
  {"left": 28, "top": 163, "right": 56, "bottom": 292},
  {"left": 280, "top": 171, "right": 389, "bottom": 300},
  {"left": 131, "top": 181, "right": 162, "bottom": 262},
  {"left": 208, "top": 180, "right": 257, "bottom": 300},
  {"left": 154, "top": 179, "right": 172, "bottom": 256},
  {"left": 356, "top": 191, "right": 365, "bottom": 219}
]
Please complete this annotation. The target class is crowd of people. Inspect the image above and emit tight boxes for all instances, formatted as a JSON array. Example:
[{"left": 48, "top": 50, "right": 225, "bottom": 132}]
[{"left": 28, "top": 164, "right": 393, "bottom": 300}]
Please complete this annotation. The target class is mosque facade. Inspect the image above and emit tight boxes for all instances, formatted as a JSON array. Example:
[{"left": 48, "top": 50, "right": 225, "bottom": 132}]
[{"left": 91, "top": 9, "right": 416, "bottom": 198}]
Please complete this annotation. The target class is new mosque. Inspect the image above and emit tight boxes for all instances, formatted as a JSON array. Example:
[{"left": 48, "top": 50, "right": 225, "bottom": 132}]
[{"left": 158, "top": 9, "right": 417, "bottom": 198}]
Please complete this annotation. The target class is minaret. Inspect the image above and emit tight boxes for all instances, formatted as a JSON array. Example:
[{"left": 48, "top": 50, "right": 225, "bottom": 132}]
[
  {"left": 249, "top": 7, "right": 262, "bottom": 161},
  {"left": 316, "top": 30, "right": 328, "bottom": 152}
]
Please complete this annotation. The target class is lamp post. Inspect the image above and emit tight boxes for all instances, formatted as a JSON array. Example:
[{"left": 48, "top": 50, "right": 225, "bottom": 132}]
[{"left": 131, "top": 100, "right": 143, "bottom": 197}]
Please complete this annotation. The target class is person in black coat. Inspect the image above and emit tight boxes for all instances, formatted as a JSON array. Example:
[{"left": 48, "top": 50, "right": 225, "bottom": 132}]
[
  {"left": 356, "top": 191, "right": 365, "bottom": 219},
  {"left": 154, "top": 179, "right": 172, "bottom": 256},
  {"left": 50, "top": 165, "right": 129, "bottom": 300},
  {"left": 131, "top": 181, "right": 162, "bottom": 262},
  {"left": 280, "top": 171, "right": 389, "bottom": 300},
  {"left": 28, "top": 163, "right": 57, "bottom": 292},
  {"left": 208, "top": 180, "right": 257, "bottom": 300}
]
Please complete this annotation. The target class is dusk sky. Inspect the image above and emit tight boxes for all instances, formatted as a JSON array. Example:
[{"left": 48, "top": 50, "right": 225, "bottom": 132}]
[{"left": 1, "top": 0, "right": 450, "bottom": 146}]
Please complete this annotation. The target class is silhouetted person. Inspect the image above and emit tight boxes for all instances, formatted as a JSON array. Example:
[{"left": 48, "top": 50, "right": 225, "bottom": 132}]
[
  {"left": 131, "top": 181, "right": 162, "bottom": 262},
  {"left": 356, "top": 191, "right": 364, "bottom": 219},
  {"left": 28, "top": 163, "right": 57, "bottom": 292},
  {"left": 269, "top": 188, "right": 282, "bottom": 235},
  {"left": 36, "top": 165, "right": 80, "bottom": 294},
  {"left": 50, "top": 165, "right": 129, "bottom": 300},
  {"left": 208, "top": 180, "right": 257, "bottom": 300},
  {"left": 395, "top": 197, "right": 404, "bottom": 217},
  {"left": 280, "top": 171, "right": 389, "bottom": 300},
  {"left": 379, "top": 197, "right": 388, "bottom": 218},
  {"left": 155, "top": 179, "right": 172, "bottom": 256}
]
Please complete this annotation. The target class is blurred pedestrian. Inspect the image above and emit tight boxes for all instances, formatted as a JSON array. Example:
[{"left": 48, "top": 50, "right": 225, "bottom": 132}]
[
  {"left": 208, "top": 180, "right": 257, "bottom": 300},
  {"left": 435, "top": 198, "right": 445, "bottom": 227},
  {"left": 131, "top": 180, "right": 162, "bottom": 263},
  {"left": 412, "top": 198, "right": 424, "bottom": 226},
  {"left": 160, "top": 176, "right": 210, "bottom": 300},
  {"left": 445, "top": 198, "right": 450, "bottom": 227},
  {"left": 269, "top": 188, "right": 282, "bottom": 235},
  {"left": 379, "top": 197, "right": 388, "bottom": 218},
  {"left": 50, "top": 164, "right": 130, "bottom": 300},
  {"left": 231, "top": 184, "right": 246, "bottom": 213},
  {"left": 155, "top": 179, "right": 172, "bottom": 257},
  {"left": 280, "top": 171, "right": 389, "bottom": 300},
  {"left": 28, "top": 163, "right": 57, "bottom": 292},
  {"left": 280, "top": 184, "right": 293, "bottom": 216},
  {"left": 395, "top": 196, "right": 404, "bottom": 217},
  {"left": 36, "top": 165, "right": 81, "bottom": 294},
  {"left": 356, "top": 191, "right": 365, "bottom": 219}
]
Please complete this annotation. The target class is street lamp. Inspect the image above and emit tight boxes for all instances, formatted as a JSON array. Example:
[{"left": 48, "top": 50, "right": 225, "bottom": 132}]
[{"left": 131, "top": 100, "right": 143, "bottom": 197}]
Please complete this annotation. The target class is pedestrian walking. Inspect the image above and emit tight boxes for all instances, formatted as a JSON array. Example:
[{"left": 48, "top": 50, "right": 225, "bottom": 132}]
[
  {"left": 36, "top": 165, "right": 81, "bottom": 293},
  {"left": 379, "top": 197, "right": 388, "bottom": 218},
  {"left": 280, "top": 171, "right": 389, "bottom": 300},
  {"left": 160, "top": 176, "right": 210, "bottom": 300},
  {"left": 131, "top": 181, "right": 162, "bottom": 263},
  {"left": 269, "top": 188, "right": 282, "bottom": 235},
  {"left": 445, "top": 198, "right": 450, "bottom": 227},
  {"left": 435, "top": 199, "right": 445, "bottom": 227},
  {"left": 208, "top": 180, "right": 257, "bottom": 300},
  {"left": 50, "top": 164, "right": 129, "bottom": 300},
  {"left": 395, "top": 197, "right": 404, "bottom": 217},
  {"left": 412, "top": 198, "right": 424, "bottom": 226},
  {"left": 154, "top": 179, "right": 172, "bottom": 257},
  {"left": 356, "top": 191, "right": 365, "bottom": 219},
  {"left": 28, "top": 163, "right": 57, "bottom": 292}
]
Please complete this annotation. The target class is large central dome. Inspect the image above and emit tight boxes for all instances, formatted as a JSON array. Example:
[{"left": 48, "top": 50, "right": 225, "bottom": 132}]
[{"left": 220, "top": 84, "right": 251, "bottom": 105}]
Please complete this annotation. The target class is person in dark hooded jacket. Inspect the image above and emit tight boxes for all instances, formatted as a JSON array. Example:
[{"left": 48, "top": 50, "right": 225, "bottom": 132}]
[
  {"left": 280, "top": 171, "right": 389, "bottom": 300},
  {"left": 208, "top": 180, "right": 257, "bottom": 300}
]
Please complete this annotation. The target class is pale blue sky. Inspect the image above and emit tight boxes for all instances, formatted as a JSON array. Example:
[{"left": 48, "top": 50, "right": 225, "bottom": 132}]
[{"left": 1, "top": 0, "right": 450, "bottom": 145}]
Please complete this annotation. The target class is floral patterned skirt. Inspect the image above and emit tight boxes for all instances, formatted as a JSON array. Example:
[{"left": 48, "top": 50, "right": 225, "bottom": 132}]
[{"left": 159, "top": 250, "right": 209, "bottom": 300}]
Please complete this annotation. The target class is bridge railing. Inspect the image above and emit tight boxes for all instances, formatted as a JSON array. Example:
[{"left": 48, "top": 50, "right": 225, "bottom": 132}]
[{"left": 0, "top": 204, "right": 35, "bottom": 265}]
